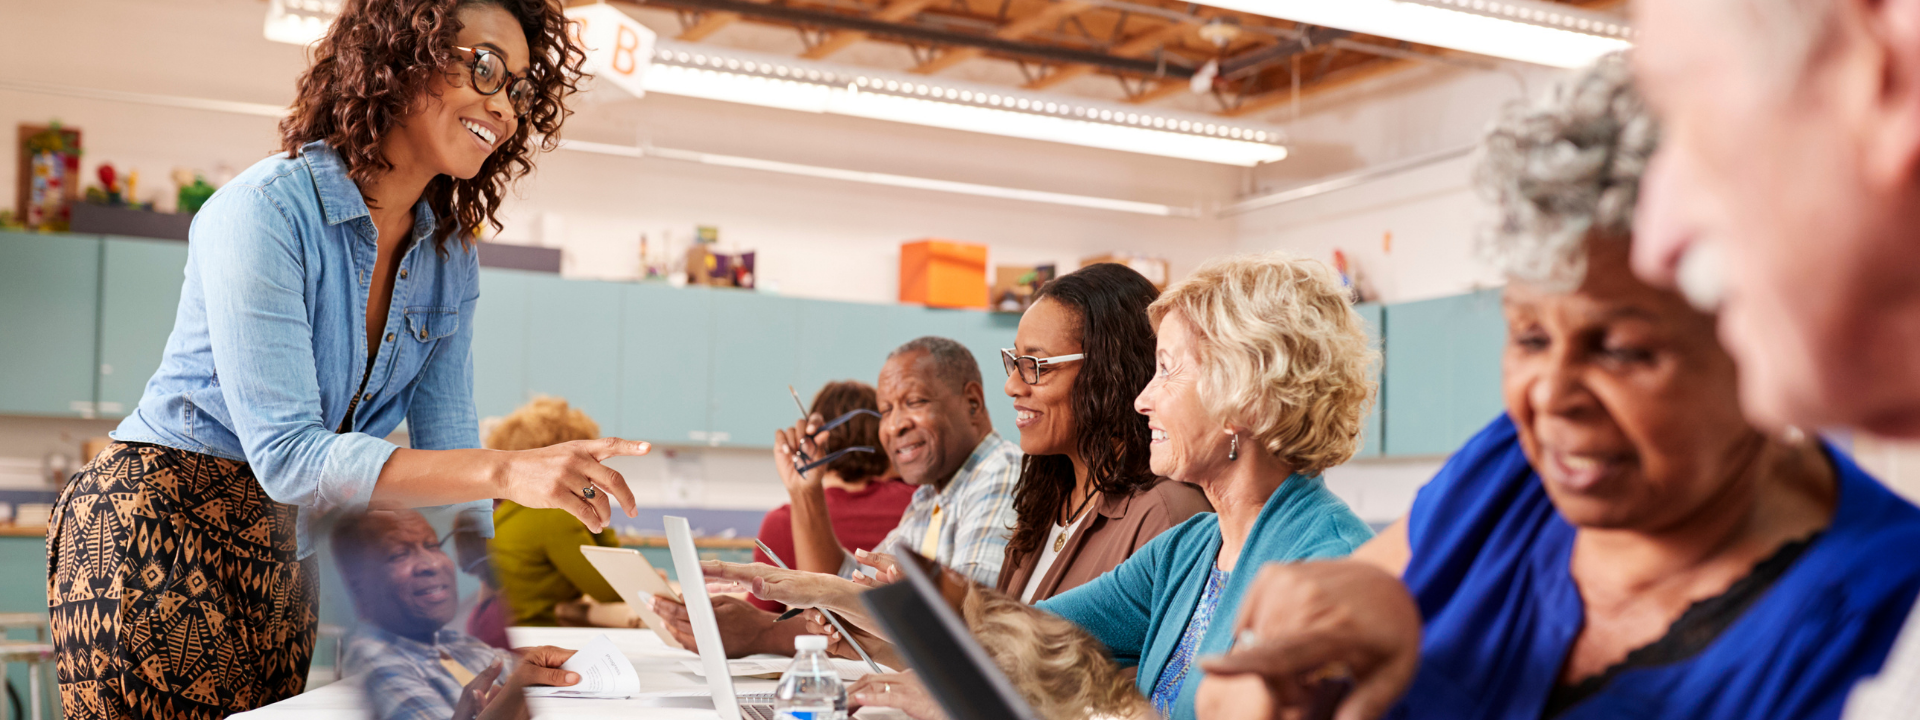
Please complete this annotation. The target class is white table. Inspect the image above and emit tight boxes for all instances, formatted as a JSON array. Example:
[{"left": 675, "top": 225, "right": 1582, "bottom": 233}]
[{"left": 233, "top": 626, "right": 901, "bottom": 720}]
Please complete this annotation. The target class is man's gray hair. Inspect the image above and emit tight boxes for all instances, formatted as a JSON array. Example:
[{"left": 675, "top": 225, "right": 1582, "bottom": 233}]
[
  {"left": 889, "top": 336, "right": 983, "bottom": 392},
  {"left": 1475, "top": 52, "right": 1657, "bottom": 290}
]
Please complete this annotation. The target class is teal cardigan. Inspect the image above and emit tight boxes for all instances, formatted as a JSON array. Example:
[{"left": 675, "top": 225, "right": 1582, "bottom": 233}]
[{"left": 1037, "top": 474, "right": 1373, "bottom": 720}]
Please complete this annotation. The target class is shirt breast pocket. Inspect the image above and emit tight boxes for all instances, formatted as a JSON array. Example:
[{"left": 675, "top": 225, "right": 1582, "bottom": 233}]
[{"left": 404, "top": 307, "right": 459, "bottom": 350}]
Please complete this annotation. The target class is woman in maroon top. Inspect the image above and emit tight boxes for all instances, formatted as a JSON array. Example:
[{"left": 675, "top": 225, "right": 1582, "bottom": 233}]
[{"left": 751, "top": 380, "right": 912, "bottom": 612}]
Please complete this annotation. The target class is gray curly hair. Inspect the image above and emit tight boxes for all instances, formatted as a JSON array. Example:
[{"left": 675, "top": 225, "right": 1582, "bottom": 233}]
[{"left": 1474, "top": 53, "right": 1658, "bottom": 290}]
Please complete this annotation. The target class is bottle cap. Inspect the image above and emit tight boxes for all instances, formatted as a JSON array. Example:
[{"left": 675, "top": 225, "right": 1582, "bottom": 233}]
[{"left": 795, "top": 635, "right": 828, "bottom": 652}]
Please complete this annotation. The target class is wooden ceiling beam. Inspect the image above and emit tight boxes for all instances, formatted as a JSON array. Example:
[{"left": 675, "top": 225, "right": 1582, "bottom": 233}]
[
  {"left": 912, "top": 0, "right": 1093, "bottom": 74},
  {"left": 677, "top": 11, "right": 742, "bottom": 40},
  {"left": 802, "top": 0, "right": 944, "bottom": 59},
  {"left": 1024, "top": 19, "right": 1193, "bottom": 90},
  {"left": 1126, "top": 79, "right": 1190, "bottom": 105},
  {"left": 1217, "top": 56, "right": 1415, "bottom": 117}
]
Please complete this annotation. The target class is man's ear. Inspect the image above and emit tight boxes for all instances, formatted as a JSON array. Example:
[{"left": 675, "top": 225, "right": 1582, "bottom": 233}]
[
  {"left": 1858, "top": 0, "right": 1920, "bottom": 184},
  {"left": 965, "top": 380, "right": 985, "bottom": 415}
]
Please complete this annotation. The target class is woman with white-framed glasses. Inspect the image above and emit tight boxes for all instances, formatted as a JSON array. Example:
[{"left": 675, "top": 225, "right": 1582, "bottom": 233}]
[{"left": 45, "top": 2, "right": 643, "bottom": 717}]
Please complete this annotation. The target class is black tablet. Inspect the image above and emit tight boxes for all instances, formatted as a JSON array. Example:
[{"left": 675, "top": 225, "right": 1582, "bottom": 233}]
[{"left": 859, "top": 545, "right": 1040, "bottom": 720}]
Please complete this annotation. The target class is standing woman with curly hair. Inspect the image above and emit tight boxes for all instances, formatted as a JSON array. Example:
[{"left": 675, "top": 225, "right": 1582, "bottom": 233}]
[{"left": 44, "top": 2, "right": 644, "bottom": 717}]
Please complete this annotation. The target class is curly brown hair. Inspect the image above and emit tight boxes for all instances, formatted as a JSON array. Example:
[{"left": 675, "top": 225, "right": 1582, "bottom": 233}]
[
  {"left": 809, "top": 380, "right": 890, "bottom": 481},
  {"left": 279, "top": 0, "right": 586, "bottom": 252}
]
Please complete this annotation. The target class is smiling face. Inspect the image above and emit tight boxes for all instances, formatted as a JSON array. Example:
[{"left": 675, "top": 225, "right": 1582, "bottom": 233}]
[
  {"left": 386, "top": 3, "right": 526, "bottom": 181},
  {"left": 1135, "top": 308, "right": 1231, "bottom": 487},
  {"left": 1005, "top": 298, "right": 1084, "bottom": 460},
  {"left": 1632, "top": 0, "right": 1920, "bottom": 436},
  {"left": 1504, "top": 239, "right": 1761, "bottom": 529},
  {"left": 343, "top": 511, "right": 460, "bottom": 638},
  {"left": 878, "top": 351, "right": 986, "bottom": 488}
]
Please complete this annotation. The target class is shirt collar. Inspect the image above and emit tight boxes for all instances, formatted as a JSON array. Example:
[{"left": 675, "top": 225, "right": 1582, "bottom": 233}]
[
  {"left": 298, "top": 140, "right": 442, "bottom": 240},
  {"left": 357, "top": 622, "right": 467, "bottom": 660}
]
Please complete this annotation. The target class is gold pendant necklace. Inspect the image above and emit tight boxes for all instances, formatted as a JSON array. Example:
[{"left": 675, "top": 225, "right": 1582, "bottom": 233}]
[{"left": 1054, "top": 487, "right": 1098, "bottom": 552}]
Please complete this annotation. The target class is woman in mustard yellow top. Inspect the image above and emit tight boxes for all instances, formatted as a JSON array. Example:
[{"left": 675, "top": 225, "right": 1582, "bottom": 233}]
[{"left": 483, "top": 397, "right": 627, "bottom": 627}]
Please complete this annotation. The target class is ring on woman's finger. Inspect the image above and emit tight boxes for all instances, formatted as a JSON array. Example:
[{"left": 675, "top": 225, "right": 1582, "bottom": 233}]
[
  {"left": 582, "top": 484, "right": 597, "bottom": 500},
  {"left": 1236, "top": 629, "right": 1259, "bottom": 649},
  {"left": 883, "top": 684, "right": 890, "bottom": 694}
]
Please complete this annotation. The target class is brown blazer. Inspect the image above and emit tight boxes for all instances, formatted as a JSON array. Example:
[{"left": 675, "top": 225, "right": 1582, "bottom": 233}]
[{"left": 995, "top": 477, "right": 1213, "bottom": 603}]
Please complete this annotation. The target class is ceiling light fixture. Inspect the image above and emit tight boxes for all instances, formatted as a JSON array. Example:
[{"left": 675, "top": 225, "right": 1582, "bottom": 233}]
[
  {"left": 639, "top": 40, "right": 1288, "bottom": 166},
  {"left": 1195, "top": 0, "right": 1630, "bottom": 68}
]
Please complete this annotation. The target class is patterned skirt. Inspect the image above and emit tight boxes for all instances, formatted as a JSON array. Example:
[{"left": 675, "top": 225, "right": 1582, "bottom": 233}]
[{"left": 47, "top": 441, "right": 317, "bottom": 720}]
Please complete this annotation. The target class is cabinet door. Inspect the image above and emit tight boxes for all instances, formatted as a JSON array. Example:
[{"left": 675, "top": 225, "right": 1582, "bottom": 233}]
[
  {"left": 792, "top": 298, "right": 896, "bottom": 408},
  {"left": 1382, "top": 288, "right": 1507, "bottom": 457},
  {"left": 524, "top": 274, "right": 623, "bottom": 432},
  {"left": 620, "top": 283, "right": 711, "bottom": 445},
  {"left": 0, "top": 232, "right": 101, "bottom": 416},
  {"left": 1354, "top": 302, "right": 1385, "bottom": 459},
  {"left": 97, "top": 238, "right": 190, "bottom": 417},
  {"left": 706, "top": 290, "right": 799, "bottom": 448},
  {"left": 471, "top": 269, "right": 531, "bottom": 422}
]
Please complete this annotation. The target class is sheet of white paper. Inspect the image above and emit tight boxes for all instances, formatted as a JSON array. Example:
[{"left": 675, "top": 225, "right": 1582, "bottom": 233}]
[
  {"left": 523, "top": 633, "right": 643, "bottom": 699},
  {"left": 679, "top": 658, "right": 885, "bottom": 682}
]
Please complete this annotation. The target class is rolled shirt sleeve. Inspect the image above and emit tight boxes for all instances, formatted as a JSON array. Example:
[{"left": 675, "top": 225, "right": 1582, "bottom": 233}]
[{"left": 194, "top": 186, "right": 393, "bottom": 518}]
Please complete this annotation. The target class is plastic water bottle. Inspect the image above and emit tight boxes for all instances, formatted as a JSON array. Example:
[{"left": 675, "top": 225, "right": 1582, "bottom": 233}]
[{"left": 774, "top": 635, "right": 846, "bottom": 720}]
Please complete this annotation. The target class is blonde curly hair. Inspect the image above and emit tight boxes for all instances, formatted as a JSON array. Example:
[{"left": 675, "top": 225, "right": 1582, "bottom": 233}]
[
  {"left": 962, "top": 584, "right": 1149, "bottom": 720},
  {"left": 485, "top": 396, "right": 600, "bottom": 451},
  {"left": 1148, "top": 252, "right": 1378, "bottom": 474}
]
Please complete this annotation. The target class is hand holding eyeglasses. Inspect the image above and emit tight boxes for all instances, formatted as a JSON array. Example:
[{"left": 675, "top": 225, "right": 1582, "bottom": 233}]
[{"left": 774, "top": 413, "right": 829, "bottom": 492}]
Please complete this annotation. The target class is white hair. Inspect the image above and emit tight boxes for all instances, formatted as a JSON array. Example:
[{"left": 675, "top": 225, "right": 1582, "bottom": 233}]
[{"left": 1474, "top": 53, "right": 1657, "bottom": 290}]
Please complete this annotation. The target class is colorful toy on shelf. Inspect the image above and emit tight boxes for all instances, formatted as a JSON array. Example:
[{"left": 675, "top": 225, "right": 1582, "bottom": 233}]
[
  {"left": 17, "top": 122, "right": 83, "bottom": 231},
  {"left": 173, "top": 168, "right": 216, "bottom": 214}
]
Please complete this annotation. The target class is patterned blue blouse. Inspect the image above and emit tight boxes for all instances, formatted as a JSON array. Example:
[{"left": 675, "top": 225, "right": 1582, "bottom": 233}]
[{"left": 1151, "top": 566, "right": 1230, "bottom": 717}]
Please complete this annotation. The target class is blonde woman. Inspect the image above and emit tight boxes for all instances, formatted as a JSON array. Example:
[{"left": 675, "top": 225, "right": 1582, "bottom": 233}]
[
  {"left": 483, "top": 397, "right": 631, "bottom": 629},
  {"left": 717, "top": 252, "right": 1378, "bottom": 720}
]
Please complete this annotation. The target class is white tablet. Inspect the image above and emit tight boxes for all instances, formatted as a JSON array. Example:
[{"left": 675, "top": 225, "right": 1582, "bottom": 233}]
[{"left": 579, "top": 545, "right": 686, "bottom": 650}]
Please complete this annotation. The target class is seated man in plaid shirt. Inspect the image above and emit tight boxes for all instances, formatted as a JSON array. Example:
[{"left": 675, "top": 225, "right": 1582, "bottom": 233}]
[
  {"left": 651, "top": 335, "right": 1023, "bottom": 659},
  {"left": 334, "top": 510, "right": 580, "bottom": 720}
]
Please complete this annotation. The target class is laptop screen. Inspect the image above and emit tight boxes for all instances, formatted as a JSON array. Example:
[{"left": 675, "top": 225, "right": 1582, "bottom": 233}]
[
  {"left": 860, "top": 547, "right": 1040, "bottom": 720},
  {"left": 664, "top": 515, "right": 747, "bottom": 720}
]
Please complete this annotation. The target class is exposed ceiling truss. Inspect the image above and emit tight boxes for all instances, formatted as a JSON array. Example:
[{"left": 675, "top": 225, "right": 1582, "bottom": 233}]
[{"left": 601, "top": 0, "right": 1619, "bottom": 118}]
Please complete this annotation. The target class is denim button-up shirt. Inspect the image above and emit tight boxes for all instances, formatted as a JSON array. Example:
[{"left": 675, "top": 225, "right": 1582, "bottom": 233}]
[{"left": 112, "top": 141, "right": 489, "bottom": 556}]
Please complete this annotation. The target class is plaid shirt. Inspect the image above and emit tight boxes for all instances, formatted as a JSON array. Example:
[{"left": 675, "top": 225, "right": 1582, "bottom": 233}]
[
  {"left": 846, "top": 432, "right": 1022, "bottom": 586},
  {"left": 345, "top": 624, "right": 513, "bottom": 720}
]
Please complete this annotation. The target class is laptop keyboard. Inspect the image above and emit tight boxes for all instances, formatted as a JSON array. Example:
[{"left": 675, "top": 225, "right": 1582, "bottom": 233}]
[{"left": 740, "top": 704, "right": 776, "bottom": 720}]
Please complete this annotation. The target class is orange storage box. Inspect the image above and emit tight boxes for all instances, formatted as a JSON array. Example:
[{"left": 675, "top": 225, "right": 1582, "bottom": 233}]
[{"left": 900, "top": 240, "right": 988, "bottom": 309}]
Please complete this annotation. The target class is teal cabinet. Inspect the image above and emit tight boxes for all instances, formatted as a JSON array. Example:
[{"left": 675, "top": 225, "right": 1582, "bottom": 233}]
[
  {"left": 1354, "top": 302, "right": 1385, "bottom": 459},
  {"left": 937, "top": 308, "right": 1022, "bottom": 435},
  {"left": 524, "top": 274, "right": 624, "bottom": 432},
  {"left": 472, "top": 269, "right": 532, "bottom": 421},
  {"left": 792, "top": 299, "right": 896, "bottom": 407},
  {"left": 1382, "top": 288, "right": 1508, "bottom": 457},
  {"left": 620, "top": 283, "right": 711, "bottom": 444},
  {"left": 0, "top": 232, "right": 101, "bottom": 417},
  {"left": 96, "top": 238, "right": 190, "bottom": 417},
  {"left": 707, "top": 291, "right": 800, "bottom": 447}
]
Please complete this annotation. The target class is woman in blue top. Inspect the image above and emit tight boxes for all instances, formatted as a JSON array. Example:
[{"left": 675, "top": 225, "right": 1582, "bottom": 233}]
[
  {"left": 44, "top": 2, "right": 644, "bottom": 717},
  {"left": 711, "top": 252, "right": 1376, "bottom": 720},
  {"left": 1198, "top": 55, "right": 1920, "bottom": 720}
]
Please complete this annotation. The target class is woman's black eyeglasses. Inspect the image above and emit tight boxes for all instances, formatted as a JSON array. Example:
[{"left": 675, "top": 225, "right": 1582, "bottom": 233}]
[{"left": 454, "top": 46, "right": 533, "bottom": 118}]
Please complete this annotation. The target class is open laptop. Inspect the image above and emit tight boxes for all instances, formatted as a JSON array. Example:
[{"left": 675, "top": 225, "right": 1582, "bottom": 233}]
[
  {"left": 860, "top": 545, "right": 1042, "bottom": 720},
  {"left": 663, "top": 515, "right": 778, "bottom": 720}
]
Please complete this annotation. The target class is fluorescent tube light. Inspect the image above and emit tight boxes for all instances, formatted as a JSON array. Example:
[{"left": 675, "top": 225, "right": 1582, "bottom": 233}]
[
  {"left": 264, "top": 0, "right": 340, "bottom": 46},
  {"left": 640, "top": 41, "right": 1289, "bottom": 166},
  {"left": 1196, "top": 0, "right": 1630, "bottom": 68},
  {"left": 559, "top": 139, "right": 1194, "bottom": 216}
]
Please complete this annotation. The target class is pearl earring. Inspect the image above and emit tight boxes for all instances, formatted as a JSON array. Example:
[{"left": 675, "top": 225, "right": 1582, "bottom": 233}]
[{"left": 1228, "top": 432, "right": 1240, "bottom": 461}]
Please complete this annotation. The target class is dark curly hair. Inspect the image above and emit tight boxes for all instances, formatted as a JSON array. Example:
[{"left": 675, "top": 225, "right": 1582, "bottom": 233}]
[
  {"left": 279, "top": 0, "right": 586, "bottom": 252},
  {"left": 1003, "top": 263, "right": 1162, "bottom": 569},
  {"left": 809, "top": 380, "right": 890, "bottom": 481}
]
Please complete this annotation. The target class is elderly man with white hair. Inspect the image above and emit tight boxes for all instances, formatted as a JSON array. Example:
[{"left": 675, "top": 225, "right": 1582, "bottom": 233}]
[{"left": 1626, "top": 0, "right": 1920, "bottom": 717}]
